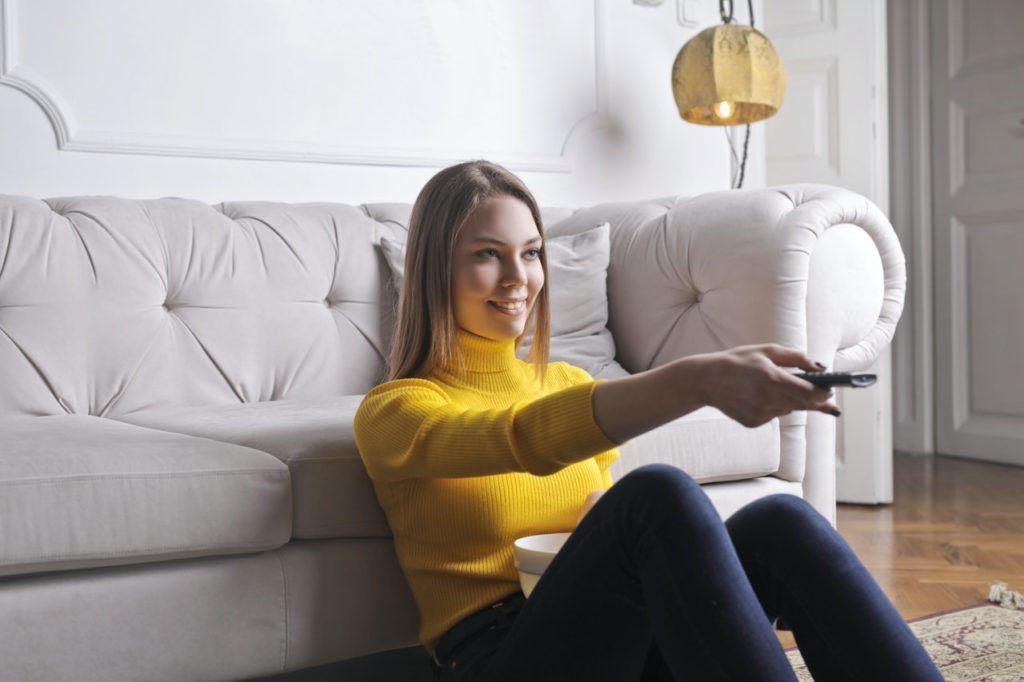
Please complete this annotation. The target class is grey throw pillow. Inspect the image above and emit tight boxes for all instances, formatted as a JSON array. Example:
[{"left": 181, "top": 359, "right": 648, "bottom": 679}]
[{"left": 378, "top": 222, "right": 628, "bottom": 379}]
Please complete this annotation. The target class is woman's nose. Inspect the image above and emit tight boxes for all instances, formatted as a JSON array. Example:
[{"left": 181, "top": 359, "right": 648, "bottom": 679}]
[{"left": 500, "top": 260, "right": 528, "bottom": 286}]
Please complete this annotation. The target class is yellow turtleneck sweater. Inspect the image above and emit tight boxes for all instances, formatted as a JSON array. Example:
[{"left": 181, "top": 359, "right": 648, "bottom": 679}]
[{"left": 353, "top": 329, "right": 622, "bottom": 653}]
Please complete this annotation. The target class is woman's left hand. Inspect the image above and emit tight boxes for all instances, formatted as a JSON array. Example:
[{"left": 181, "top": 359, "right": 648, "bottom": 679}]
[{"left": 576, "top": 490, "right": 605, "bottom": 527}]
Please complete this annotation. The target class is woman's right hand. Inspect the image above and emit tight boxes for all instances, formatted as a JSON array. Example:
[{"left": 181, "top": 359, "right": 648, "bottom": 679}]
[{"left": 694, "top": 344, "right": 839, "bottom": 427}]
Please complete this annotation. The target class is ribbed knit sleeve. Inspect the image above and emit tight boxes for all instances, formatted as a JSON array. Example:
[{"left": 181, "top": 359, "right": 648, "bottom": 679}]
[
  {"left": 354, "top": 377, "right": 619, "bottom": 481},
  {"left": 562, "top": 365, "right": 621, "bottom": 488}
]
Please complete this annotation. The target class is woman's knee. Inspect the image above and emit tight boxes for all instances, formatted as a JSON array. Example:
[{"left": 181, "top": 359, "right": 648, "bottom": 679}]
[
  {"left": 745, "top": 494, "right": 821, "bottom": 524},
  {"left": 614, "top": 464, "right": 714, "bottom": 517},
  {"left": 618, "top": 463, "right": 697, "bottom": 493},
  {"left": 728, "top": 494, "right": 863, "bottom": 576},
  {"left": 728, "top": 494, "right": 834, "bottom": 548}
]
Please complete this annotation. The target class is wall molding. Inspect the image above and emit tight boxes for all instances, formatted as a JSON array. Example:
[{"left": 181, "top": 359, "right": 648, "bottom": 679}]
[
  {"left": 0, "top": 0, "right": 607, "bottom": 172},
  {"left": 767, "top": 56, "right": 839, "bottom": 174},
  {"left": 950, "top": 209, "right": 1024, "bottom": 428},
  {"left": 948, "top": 215, "right": 970, "bottom": 429},
  {"left": 947, "top": 0, "right": 1024, "bottom": 80},
  {"left": 948, "top": 100, "right": 966, "bottom": 195},
  {"left": 0, "top": 0, "right": 71, "bottom": 146},
  {"left": 947, "top": 0, "right": 964, "bottom": 80},
  {"left": 763, "top": 0, "right": 836, "bottom": 37}
]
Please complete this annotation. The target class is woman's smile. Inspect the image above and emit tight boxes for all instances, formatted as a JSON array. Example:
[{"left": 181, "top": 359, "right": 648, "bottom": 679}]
[{"left": 489, "top": 299, "right": 527, "bottom": 315}]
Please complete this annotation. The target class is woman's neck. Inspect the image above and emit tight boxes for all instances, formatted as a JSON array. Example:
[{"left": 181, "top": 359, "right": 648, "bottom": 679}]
[{"left": 446, "top": 328, "right": 520, "bottom": 374}]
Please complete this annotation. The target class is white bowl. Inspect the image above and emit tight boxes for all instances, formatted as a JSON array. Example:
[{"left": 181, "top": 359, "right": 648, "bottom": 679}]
[{"left": 512, "top": 532, "right": 570, "bottom": 597}]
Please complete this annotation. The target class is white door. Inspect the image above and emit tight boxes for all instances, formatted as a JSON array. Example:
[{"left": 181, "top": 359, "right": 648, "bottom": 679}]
[
  {"left": 931, "top": 0, "right": 1024, "bottom": 467},
  {"left": 763, "top": 0, "right": 893, "bottom": 503}
]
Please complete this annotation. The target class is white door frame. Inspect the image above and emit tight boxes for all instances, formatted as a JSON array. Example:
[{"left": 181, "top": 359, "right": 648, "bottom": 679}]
[{"left": 888, "top": 0, "right": 936, "bottom": 457}]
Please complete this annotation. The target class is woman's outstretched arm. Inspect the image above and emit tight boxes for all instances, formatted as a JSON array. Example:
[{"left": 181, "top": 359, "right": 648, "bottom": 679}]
[
  {"left": 592, "top": 344, "right": 839, "bottom": 445},
  {"left": 354, "top": 374, "right": 620, "bottom": 481}
]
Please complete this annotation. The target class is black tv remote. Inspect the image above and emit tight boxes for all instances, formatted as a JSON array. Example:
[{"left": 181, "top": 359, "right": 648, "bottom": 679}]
[{"left": 796, "top": 372, "right": 877, "bottom": 388}]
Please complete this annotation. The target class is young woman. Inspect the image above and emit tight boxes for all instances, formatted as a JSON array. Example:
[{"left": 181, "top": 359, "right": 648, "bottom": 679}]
[{"left": 353, "top": 160, "right": 942, "bottom": 681}]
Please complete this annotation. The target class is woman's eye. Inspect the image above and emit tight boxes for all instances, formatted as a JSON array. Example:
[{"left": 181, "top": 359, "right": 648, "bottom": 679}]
[{"left": 477, "top": 246, "right": 544, "bottom": 258}]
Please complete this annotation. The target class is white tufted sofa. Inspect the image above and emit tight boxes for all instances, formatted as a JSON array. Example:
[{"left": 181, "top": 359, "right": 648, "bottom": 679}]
[{"left": 0, "top": 185, "right": 904, "bottom": 681}]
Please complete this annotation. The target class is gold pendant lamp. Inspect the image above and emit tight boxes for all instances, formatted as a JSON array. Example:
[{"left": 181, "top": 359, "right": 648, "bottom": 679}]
[{"left": 671, "top": 0, "right": 786, "bottom": 186}]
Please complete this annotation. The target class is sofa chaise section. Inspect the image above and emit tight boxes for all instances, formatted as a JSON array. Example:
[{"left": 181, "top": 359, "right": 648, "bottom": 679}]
[{"left": 0, "top": 414, "right": 291, "bottom": 578}]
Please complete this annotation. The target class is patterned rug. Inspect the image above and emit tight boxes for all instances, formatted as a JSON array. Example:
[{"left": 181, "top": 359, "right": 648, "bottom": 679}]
[{"left": 786, "top": 601, "right": 1024, "bottom": 680}]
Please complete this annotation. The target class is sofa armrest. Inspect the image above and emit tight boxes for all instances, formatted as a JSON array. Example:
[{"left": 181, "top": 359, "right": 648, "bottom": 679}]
[
  {"left": 553, "top": 184, "right": 906, "bottom": 522},
  {"left": 561, "top": 185, "right": 904, "bottom": 372}
]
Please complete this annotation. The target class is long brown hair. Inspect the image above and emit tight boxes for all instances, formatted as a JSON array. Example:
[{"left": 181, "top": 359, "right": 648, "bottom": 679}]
[{"left": 387, "top": 160, "right": 551, "bottom": 385}]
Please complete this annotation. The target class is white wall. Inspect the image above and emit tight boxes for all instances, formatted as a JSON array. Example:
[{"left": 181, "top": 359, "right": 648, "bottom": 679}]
[{"left": 0, "top": 0, "right": 752, "bottom": 208}]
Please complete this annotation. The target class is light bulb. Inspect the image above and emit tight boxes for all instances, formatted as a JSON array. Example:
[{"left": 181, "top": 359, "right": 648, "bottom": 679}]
[{"left": 714, "top": 100, "right": 734, "bottom": 120}]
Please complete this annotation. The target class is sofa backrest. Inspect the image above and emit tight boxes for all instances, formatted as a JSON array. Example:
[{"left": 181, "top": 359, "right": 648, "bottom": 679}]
[
  {"left": 0, "top": 195, "right": 584, "bottom": 418},
  {"left": 0, "top": 196, "right": 402, "bottom": 417}
]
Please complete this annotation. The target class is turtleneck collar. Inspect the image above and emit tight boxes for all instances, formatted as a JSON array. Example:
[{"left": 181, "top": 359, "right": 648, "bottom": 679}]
[{"left": 442, "top": 328, "right": 521, "bottom": 375}]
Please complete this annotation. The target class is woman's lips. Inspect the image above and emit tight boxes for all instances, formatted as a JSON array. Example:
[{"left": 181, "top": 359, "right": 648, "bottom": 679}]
[{"left": 489, "top": 300, "right": 526, "bottom": 315}]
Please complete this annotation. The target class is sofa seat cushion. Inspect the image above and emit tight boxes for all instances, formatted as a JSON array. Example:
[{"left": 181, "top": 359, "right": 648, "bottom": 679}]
[
  {"left": 115, "top": 399, "right": 780, "bottom": 543},
  {"left": 0, "top": 415, "right": 291, "bottom": 579},
  {"left": 610, "top": 407, "right": 780, "bottom": 484},
  {"left": 115, "top": 396, "right": 390, "bottom": 540}
]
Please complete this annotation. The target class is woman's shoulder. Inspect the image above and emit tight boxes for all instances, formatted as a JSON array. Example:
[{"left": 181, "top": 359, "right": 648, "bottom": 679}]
[
  {"left": 543, "top": 360, "right": 596, "bottom": 387},
  {"left": 355, "top": 378, "right": 453, "bottom": 433},
  {"left": 364, "top": 376, "right": 446, "bottom": 399}
]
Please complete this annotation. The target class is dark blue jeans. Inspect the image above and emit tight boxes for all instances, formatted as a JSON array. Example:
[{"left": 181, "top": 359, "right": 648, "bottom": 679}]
[{"left": 437, "top": 464, "right": 942, "bottom": 681}]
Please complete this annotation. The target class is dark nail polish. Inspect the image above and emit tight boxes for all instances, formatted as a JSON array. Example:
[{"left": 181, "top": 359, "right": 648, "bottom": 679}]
[
  {"left": 815, "top": 361, "right": 827, "bottom": 370},
  {"left": 829, "top": 409, "right": 842, "bottom": 417}
]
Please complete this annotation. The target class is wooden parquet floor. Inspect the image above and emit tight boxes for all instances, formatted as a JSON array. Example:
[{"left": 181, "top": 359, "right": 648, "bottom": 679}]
[{"left": 778, "top": 452, "right": 1024, "bottom": 649}]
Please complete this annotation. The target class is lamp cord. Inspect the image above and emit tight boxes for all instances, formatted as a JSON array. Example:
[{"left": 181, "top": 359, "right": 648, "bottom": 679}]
[
  {"left": 736, "top": 125, "right": 750, "bottom": 189},
  {"left": 719, "top": 0, "right": 754, "bottom": 27},
  {"left": 724, "top": 126, "right": 751, "bottom": 189},
  {"left": 720, "top": 0, "right": 755, "bottom": 188},
  {"left": 719, "top": 0, "right": 733, "bottom": 23}
]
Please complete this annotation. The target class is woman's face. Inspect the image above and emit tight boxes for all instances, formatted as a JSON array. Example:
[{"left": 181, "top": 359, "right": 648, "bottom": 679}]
[{"left": 452, "top": 195, "right": 544, "bottom": 342}]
